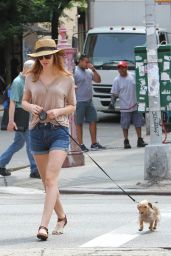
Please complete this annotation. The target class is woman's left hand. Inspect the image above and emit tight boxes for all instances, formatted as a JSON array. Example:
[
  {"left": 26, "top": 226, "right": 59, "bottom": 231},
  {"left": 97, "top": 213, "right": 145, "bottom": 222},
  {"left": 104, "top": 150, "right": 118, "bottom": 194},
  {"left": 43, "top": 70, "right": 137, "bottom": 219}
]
[{"left": 46, "top": 109, "right": 61, "bottom": 120}]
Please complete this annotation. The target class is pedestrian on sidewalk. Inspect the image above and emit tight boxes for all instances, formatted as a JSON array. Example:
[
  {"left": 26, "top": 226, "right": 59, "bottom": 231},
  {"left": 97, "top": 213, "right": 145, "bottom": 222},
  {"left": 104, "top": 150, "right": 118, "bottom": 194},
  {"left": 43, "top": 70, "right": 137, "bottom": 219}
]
[
  {"left": 0, "top": 60, "right": 40, "bottom": 178},
  {"left": 111, "top": 61, "right": 147, "bottom": 149},
  {"left": 74, "top": 54, "right": 105, "bottom": 152},
  {"left": 22, "top": 38, "right": 76, "bottom": 241}
]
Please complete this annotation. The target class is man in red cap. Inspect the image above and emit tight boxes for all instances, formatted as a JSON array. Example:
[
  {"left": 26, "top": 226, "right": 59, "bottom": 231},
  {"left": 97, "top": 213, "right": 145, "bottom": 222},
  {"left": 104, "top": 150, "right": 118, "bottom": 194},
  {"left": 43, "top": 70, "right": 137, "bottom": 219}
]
[{"left": 111, "top": 61, "right": 147, "bottom": 149}]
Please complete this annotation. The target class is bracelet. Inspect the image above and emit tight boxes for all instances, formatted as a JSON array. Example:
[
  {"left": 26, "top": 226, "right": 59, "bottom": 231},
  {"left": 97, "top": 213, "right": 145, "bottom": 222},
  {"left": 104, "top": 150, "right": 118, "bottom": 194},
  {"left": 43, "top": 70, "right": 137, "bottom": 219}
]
[{"left": 92, "top": 68, "right": 96, "bottom": 72}]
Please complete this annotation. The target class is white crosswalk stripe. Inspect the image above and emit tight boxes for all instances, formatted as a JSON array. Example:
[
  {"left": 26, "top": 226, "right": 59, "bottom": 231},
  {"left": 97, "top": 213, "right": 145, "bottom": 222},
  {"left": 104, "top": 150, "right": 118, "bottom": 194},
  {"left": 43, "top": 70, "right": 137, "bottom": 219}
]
[
  {"left": 81, "top": 232, "right": 139, "bottom": 247},
  {"left": 81, "top": 207, "right": 171, "bottom": 248},
  {"left": 81, "top": 222, "right": 139, "bottom": 247}
]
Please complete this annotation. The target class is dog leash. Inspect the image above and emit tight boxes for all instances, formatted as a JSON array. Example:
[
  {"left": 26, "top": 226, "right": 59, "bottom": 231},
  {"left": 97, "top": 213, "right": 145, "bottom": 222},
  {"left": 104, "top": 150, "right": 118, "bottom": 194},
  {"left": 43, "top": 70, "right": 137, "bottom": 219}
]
[{"left": 56, "top": 121, "right": 138, "bottom": 204}]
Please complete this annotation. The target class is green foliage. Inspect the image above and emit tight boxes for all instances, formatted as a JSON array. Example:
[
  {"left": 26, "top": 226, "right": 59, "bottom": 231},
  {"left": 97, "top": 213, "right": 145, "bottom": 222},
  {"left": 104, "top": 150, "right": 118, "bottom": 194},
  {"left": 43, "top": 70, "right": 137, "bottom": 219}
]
[
  {"left": 0, "top": 0, "right": 38, "bottom": 45},
  {"left": 0, "top": 0, "right": 86, "bottom": 45}
]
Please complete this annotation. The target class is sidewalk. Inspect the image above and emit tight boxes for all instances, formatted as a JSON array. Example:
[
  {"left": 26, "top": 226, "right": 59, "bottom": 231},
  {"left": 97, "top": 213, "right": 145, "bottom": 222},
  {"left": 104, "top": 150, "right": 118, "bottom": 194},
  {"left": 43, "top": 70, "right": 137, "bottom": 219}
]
[
  {"left": 1, "top": 108, "right": 171, "bottom": 195},
  {"left": 0, "top": 248, "right": 170, "bottom": 256},
  {"left": 1, "top": 145, "right": 171, "bottom": 195}
]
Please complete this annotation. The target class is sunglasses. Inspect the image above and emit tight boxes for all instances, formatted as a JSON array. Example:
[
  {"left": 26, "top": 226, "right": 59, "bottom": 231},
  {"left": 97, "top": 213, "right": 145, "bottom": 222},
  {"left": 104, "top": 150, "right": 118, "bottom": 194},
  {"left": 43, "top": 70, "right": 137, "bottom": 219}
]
[{"left": 38, "top": 54, "right": 53, "bottom": 60}]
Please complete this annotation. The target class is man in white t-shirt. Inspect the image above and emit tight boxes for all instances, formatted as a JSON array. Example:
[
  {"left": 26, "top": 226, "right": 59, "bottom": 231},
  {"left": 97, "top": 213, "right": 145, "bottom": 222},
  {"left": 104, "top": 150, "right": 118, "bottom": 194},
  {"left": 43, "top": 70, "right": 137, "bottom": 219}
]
[{"left": 111, "top": 61, "right": 147, "bottom": 149}]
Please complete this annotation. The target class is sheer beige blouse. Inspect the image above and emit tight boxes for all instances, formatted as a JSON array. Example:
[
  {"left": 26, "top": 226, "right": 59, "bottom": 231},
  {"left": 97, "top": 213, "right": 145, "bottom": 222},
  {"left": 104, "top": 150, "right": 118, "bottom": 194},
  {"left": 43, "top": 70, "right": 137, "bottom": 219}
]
[{"left": 24, "top": 74, "right": 76, "bottom": 128}]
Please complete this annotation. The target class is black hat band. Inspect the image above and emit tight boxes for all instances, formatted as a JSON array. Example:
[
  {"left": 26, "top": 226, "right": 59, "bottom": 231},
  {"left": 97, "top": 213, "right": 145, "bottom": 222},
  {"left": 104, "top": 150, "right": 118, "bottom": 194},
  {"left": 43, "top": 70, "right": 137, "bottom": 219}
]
[{"left": 35, "top": 46, "right": 57, "bottom": 53}]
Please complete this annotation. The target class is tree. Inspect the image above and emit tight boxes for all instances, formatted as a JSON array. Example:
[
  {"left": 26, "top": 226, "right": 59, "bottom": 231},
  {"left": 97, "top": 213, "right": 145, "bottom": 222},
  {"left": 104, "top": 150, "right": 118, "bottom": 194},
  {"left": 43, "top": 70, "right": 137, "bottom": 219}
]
[
  {"left": 0, "top": 0, "right": 86, "bottom": 45},
  {"left": 0, "top": 0, "right": 49, "bottom": 82},
  {"left": 44, "top": 0, "right": 86, "bottom": 41},
  {"left": 0, "top": 0, "right": 86, "bottom": 83},
  {"left": 0, "top": 0, "right": 47, "bottom": 46}
]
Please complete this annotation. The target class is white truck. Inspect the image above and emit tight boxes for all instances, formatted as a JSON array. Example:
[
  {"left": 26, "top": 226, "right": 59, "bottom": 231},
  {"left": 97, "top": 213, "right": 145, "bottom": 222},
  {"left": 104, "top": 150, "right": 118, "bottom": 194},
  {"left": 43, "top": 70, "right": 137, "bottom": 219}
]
[{"left": 83, "top": 0, "right": 171, "bottom": 113}]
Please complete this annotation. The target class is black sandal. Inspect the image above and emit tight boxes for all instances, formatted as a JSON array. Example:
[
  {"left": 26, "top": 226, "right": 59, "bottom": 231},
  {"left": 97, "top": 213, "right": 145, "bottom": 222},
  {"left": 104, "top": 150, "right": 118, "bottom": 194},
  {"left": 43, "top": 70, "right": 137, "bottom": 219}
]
[
  {"left": 37, "top": 226, "right": 48, "bottom": 241},
  {"left": 52, "top": 215, "right": 67, "bottom": 235}
]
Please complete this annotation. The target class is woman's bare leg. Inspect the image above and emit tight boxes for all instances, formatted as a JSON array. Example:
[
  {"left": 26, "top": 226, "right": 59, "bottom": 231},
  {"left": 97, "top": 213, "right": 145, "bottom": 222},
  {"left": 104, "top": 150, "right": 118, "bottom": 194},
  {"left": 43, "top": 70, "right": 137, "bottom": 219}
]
[
  {"left": 34, "top": 150, "right": 67, "bottom": 234},
  {"left": 34, "top": 153, "right": 65, "bottom": 218}
]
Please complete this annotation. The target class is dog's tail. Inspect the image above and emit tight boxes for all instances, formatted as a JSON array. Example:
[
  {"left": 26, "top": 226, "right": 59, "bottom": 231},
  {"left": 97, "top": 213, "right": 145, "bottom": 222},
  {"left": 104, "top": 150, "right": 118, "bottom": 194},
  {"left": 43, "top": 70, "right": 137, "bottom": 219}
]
[{"left": 153, "top": 204, "right": 160, "bottom": 222}]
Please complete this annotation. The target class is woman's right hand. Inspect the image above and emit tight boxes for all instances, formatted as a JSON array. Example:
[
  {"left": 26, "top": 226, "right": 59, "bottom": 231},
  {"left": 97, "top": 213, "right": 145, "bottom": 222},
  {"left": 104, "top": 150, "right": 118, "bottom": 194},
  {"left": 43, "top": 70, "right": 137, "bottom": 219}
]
[{"left": 30, "top": 104, "right": 43, "bottom": 116}]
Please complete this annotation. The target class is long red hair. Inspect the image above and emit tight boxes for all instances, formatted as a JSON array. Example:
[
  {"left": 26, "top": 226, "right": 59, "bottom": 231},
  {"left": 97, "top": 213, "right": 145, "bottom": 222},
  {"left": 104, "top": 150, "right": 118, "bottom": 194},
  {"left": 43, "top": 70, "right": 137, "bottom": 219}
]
[{"left": 30, "top": 52, "right": 71, "bottom": 82}]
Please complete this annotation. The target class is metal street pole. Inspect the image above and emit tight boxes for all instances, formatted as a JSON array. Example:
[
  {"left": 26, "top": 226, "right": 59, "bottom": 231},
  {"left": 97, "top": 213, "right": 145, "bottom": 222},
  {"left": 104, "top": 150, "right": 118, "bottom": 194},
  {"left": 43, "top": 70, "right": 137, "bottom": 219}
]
[
  {"left": 144, "top": 0, "right": 169, "bottom": 181},
  {"left": 87, "top": 0, "right": 95, "bottom": 29},
  {"left": 145, "top": 0, "right": 162, "bottom": 144}
]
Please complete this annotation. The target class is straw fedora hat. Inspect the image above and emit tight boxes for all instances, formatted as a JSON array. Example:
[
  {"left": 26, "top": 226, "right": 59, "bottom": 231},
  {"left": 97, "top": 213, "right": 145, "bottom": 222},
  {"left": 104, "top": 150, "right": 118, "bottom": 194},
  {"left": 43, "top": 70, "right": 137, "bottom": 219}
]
[{"left": 28, "top": 38, "right": 64, "bottom": 58}]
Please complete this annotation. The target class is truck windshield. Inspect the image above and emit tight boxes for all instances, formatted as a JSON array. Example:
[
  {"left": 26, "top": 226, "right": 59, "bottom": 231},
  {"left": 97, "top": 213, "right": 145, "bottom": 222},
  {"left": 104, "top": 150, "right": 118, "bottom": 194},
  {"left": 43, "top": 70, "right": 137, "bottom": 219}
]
[{"left": 84, "top": 33, "right": 146, "bottom": 66}]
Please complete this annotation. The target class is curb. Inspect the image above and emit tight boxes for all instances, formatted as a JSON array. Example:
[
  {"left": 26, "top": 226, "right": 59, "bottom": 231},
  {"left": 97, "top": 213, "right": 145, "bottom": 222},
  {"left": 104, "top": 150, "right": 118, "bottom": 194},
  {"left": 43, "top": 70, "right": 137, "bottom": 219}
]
[
  {"left": 59, "top": 188, "right": 171, "bottom": 196},
  {"left": 1, "top": 186, "right": 171, "bottom": 196},
  {"left": 0, "top": 248, "right": 170, "bottom": 256},
  {"left": 9, "top": 165, "right": 29, "bottom": 172},
  {"left": 2, "top": 167, "right": 171, "bottom": 196}
]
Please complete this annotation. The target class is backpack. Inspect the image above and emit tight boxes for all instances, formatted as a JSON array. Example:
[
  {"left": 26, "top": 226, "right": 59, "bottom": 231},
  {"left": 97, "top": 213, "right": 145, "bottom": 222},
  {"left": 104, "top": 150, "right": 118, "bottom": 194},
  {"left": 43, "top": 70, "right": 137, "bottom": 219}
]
[
  {"left": 0, "top": 75, "right": 6, "bottom": 95},
  {"left": 2, "top": 84, "right": 11, "bottom": 109}
]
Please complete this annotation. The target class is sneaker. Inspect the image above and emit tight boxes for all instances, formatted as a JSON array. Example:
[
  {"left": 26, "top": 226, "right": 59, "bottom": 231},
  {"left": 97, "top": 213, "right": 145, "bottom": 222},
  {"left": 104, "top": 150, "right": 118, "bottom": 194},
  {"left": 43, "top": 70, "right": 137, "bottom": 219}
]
[
  {"left": 124, "top": 139, "right": 131, "bottom": 149},
  {"left": 80, "top": 144, "right": 89, "bottom": 152},
  {"left": 91, "top": 142, "right": 106, "bottom": 150},
  {"left": 30, "top": 172, "right": 41, "bottom": 179},
  {"left": 0, "top": 167, "right": 11, "bottom": 176},
  {"left": 137, "top": 138, "right": 148, "bottom": 148}
]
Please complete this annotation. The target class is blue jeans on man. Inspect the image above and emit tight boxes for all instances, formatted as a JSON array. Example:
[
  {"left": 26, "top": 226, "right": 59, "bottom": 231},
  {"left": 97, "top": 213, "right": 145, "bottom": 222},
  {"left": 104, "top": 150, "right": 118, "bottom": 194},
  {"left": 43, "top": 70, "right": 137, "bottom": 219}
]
[{"left": 0, "top": 130, "right": 40, "bottom": 178}]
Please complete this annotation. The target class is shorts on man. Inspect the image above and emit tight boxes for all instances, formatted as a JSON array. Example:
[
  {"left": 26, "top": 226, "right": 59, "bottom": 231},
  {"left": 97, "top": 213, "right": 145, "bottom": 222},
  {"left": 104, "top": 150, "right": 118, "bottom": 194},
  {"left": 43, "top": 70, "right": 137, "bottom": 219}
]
[
  {"left": 75, "top": 100, "right": 97, "bottom": 124},
  {"left": 120, "top": 111, "right": 145, "bottom": 129}
]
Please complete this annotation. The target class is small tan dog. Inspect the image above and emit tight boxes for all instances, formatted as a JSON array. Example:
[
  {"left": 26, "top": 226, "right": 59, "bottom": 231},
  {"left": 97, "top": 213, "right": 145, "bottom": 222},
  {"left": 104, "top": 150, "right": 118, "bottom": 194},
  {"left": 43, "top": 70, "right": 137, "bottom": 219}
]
[{"left": 137, "top": 200, "right": 160, "bottom": 231}]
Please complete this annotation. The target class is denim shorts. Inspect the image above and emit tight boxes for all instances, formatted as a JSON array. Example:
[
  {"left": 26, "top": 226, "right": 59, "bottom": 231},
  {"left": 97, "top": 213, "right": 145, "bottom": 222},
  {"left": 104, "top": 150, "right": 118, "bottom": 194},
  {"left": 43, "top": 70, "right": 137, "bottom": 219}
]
[
  {"left": 75, "top": 100, "right": 97, "bottom": 124},
  {"left": 120, "top": 111, "right": 145, "bottom": 129},
  {"left": 29, "top": 123, "right": 69, "bottom": 155}
]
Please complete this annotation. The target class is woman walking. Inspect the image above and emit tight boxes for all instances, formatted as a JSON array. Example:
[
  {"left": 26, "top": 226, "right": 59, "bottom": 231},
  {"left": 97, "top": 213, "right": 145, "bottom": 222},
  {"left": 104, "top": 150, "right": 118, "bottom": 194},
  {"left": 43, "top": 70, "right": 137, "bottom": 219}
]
[{"left": 22, "top": 38, "right": 76, "bottom": 241}]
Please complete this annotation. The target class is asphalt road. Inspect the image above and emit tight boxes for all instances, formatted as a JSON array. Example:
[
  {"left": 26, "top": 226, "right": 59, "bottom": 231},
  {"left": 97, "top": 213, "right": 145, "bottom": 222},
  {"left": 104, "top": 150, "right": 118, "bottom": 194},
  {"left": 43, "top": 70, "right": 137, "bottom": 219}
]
[
  {"left": 0, "top": 112, "right": 171, "bottom": 255},
  {"left": 0, "top": 192, "right": 171, "bottom": 250}
]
